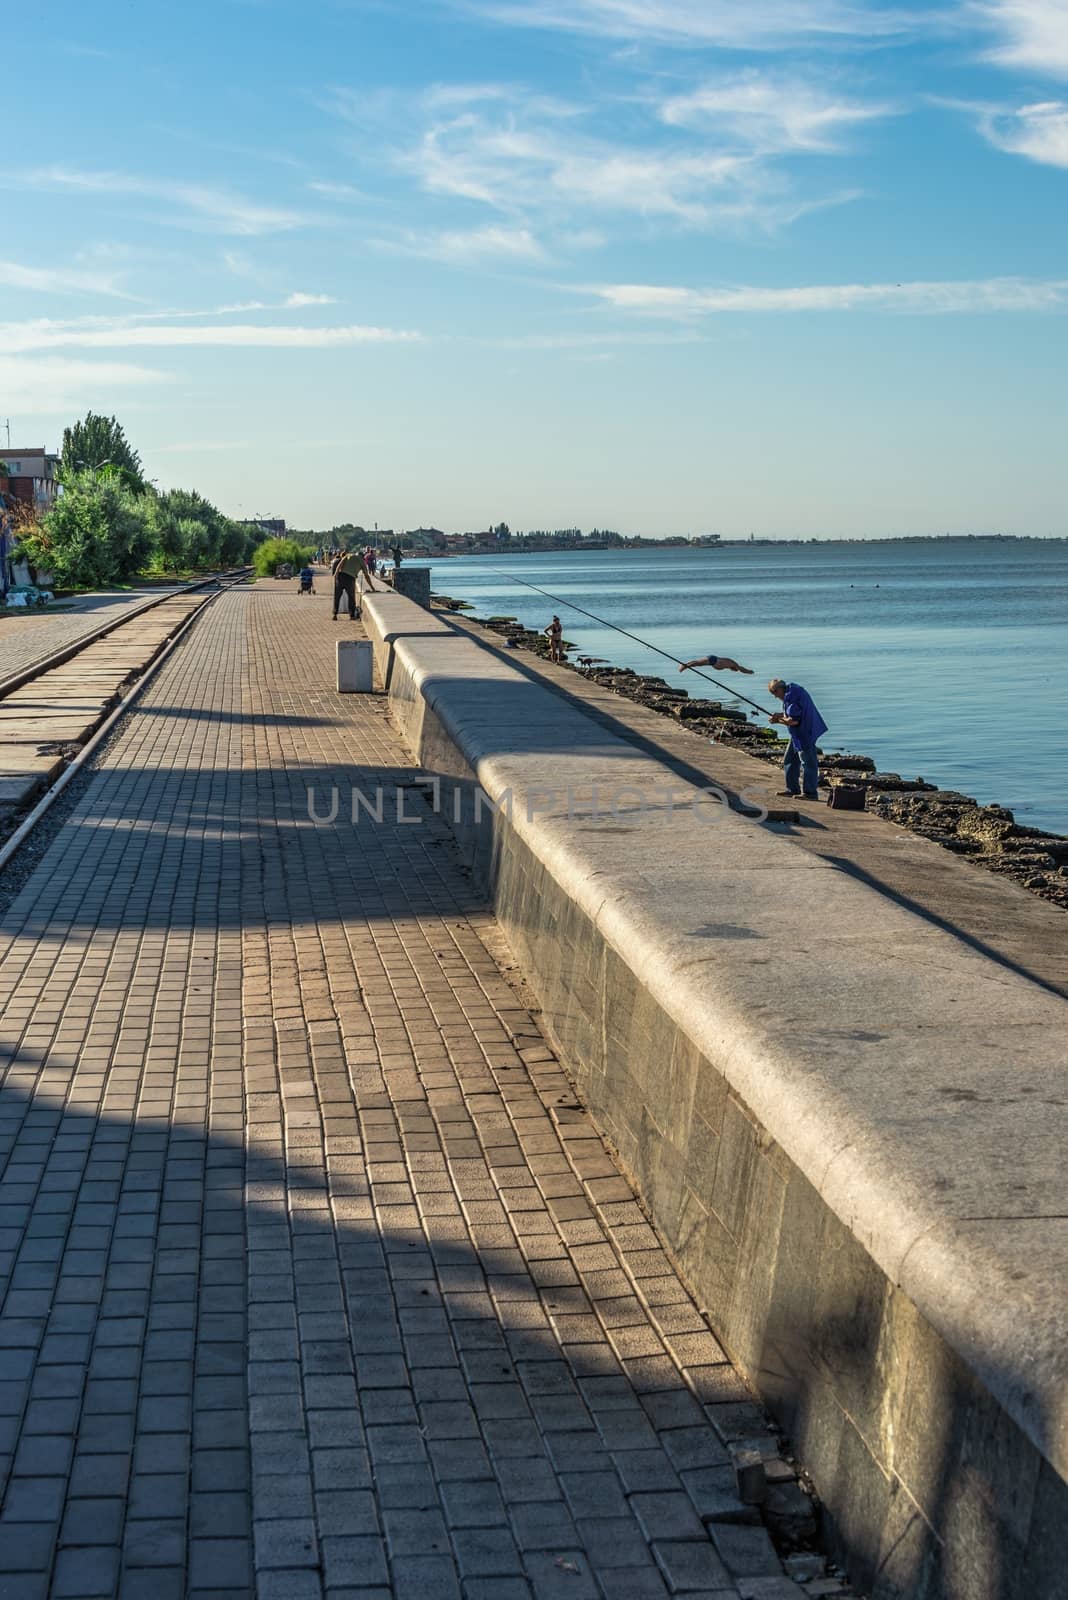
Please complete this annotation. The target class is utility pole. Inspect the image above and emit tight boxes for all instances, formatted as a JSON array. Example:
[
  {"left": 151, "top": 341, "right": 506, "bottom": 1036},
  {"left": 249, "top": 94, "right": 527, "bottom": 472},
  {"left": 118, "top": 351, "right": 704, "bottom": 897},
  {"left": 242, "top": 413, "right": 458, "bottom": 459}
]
[{"left": 2, "top": 420, "right": 10, "bottom": 450}]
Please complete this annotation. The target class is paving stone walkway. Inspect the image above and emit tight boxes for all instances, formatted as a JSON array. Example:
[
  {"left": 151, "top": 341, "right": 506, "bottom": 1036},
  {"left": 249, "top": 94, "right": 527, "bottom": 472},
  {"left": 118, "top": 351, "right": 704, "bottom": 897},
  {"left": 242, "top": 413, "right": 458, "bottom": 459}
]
[{"left": 0, "top": 586, "right": 799, "bottom": 1600}]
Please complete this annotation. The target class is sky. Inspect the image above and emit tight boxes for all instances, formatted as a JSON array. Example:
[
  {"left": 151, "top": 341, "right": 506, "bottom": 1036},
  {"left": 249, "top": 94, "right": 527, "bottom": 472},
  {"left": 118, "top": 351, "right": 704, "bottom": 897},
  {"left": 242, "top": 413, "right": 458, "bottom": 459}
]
[{"left": 5, "top": 0, "right": 1068, "bottom": 537}]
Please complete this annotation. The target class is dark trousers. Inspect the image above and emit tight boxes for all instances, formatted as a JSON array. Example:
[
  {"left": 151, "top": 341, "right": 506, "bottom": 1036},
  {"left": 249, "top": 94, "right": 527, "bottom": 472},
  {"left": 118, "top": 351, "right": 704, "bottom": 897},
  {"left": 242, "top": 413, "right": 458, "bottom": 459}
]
[{"left": 332, "top": 573, "right": 357, "bottom": 618}]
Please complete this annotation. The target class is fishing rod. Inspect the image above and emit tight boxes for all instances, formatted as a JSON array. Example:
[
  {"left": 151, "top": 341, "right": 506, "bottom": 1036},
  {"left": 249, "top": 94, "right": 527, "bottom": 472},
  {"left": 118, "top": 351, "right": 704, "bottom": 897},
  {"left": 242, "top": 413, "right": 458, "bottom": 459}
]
[{"left": 484, "top": 567, "right": 775, "bottom": 718}]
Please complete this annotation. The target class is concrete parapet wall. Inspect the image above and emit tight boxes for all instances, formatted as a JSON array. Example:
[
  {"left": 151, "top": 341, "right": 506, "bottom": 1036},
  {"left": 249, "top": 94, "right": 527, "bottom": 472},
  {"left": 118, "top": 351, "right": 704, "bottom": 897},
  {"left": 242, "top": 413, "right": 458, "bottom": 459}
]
[{"left": 362, "top": 590, "right": 1068, "bottom": 1600}]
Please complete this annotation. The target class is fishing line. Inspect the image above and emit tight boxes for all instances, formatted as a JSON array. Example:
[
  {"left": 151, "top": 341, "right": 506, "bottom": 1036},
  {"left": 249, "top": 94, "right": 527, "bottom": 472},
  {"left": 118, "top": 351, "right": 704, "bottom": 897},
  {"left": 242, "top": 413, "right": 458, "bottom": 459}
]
[{"left": 482, "top": 566, "right": 775, "bottom": 718}]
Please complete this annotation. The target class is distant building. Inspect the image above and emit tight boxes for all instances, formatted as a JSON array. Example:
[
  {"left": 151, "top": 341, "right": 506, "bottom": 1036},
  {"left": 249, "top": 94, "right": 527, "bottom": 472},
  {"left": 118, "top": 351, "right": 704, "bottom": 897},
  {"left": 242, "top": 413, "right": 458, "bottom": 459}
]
[
  {"left": 1, "top": 450, "right": 60, "bottom": 591},
  {"left": 2, "top": 447, "right": 59, "bottom": 514},
  {"left": 405, "top": 526, "right": 447, "bottom": 551}
]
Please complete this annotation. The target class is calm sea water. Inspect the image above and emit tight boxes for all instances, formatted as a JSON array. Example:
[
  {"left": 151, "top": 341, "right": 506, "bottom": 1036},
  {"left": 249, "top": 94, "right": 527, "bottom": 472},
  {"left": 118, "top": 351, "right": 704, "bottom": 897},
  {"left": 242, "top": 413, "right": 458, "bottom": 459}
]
[{"left": 427, "top": 541, "right": 1068, "bottom": 835}]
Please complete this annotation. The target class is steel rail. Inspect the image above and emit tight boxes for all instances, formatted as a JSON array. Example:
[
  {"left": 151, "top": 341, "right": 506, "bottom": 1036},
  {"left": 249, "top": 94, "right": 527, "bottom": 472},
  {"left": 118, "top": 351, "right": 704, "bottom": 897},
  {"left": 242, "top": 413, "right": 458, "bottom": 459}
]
[
  {"left": 0, "top": 569, "right": 249, "bottom": 704},
  {"left": 0, "top": 572, "right": 249, "bottom": 875}
]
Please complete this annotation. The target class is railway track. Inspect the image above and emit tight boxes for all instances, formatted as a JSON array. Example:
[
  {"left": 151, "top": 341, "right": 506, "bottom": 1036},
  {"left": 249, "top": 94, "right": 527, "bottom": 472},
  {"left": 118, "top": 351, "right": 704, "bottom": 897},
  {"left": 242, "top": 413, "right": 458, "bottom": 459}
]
[{"left": 0, "top": 569, "right": 249, "bottom": 863}]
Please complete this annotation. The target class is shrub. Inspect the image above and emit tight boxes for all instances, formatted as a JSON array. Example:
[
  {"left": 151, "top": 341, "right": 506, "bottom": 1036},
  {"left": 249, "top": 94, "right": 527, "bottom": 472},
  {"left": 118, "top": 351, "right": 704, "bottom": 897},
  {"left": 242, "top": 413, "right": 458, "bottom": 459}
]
[{"left": 252, "top": 537, "right": 314, "bottom": 577}]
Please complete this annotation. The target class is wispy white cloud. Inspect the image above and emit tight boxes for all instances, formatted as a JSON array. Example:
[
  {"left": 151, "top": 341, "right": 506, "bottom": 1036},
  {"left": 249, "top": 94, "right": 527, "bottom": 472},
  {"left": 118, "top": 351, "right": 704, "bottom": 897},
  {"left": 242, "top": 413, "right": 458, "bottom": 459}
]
[
  {"left": 420, "top": 81, "right": 527, "bottom": 111},
  {"left": 0, "top": 355, "right": 168, "bottom": 415},
  {"left": 972, "top": 98, "right": 1068, "bottom": 167},
  {"left": 307, "top": 180, "right": 367, "bottom": 200},
  {"left": 59, "top": 41, "right": 113, "bottom": 59},
  {"left": 0, "top": 258, "right": 134, "bottom": 298},
  {"left": 407, "top": 110, "right": 784, "bottom": 228},
  {"left": 420, "top": 82, "right": 580, "bottom": 119},
  {"left": 15, "top": 168, "right": 314, "bottom": 236},
  {"left": 491, "top": 328, "right": 705, "bottom": 347},
  {"left": 376, "top": 224, "right": 549, "bottom": 263},
  {"left": 337, "top": 74, "right": 873, "bottom": 240},
  {"left": 323, "top": 80, "right": 578, "bottom": 130},
  {"left": 121, "top": 295, "right": 339, "bottom": 319},
  {"left": 141, "top": 301, "right": 274, "bottom": 318},
  {"left": 222, "top": 250, "right": 259, "bottom": 277},
  {"left": 659, "top": 74, "right": 893, "bottom": 153},
  {"left": 977, "top": 0, "right": 1068, "bottom": 79},
  {"left": 0, "top": 319, "right": 422, "bottom": 352},
  {"left": 592, "top": 276, "right": 1068, "bottom": 313},
  {"left": 464, "top": 0, "right": 917, "bottom": 49}
]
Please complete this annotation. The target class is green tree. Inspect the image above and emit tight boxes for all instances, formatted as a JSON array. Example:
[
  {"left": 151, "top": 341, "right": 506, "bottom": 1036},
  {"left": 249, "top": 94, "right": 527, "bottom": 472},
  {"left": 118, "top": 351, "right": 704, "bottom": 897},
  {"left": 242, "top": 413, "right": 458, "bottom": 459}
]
[
  {"left": 61, "top": 412, "right": 145, "bottom": 492},
  {"left": 150, "top": 487, "right": 225, "bottom": 571},
  {"left": 20, "top": 470, "right": 155, "bottom": 587},
  {"left": 217, "top": 518, "right": 257, "bottom": 566},
  {"left": 148, "top": 490, "right": 256, "bottom": 572},
  {"left": 317, "top": 522, "right": 367, "bottom": 548}
]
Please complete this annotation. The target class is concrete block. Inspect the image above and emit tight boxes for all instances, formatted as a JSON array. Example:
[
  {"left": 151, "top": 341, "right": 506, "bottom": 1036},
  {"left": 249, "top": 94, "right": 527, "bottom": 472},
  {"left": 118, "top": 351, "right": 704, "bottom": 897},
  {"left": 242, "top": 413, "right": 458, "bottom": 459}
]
[
  {"left": 709, "top": 1521, "right": 782, "bottom": 1577},
  {"left": 336, "top": 639, "right": 373, "bottom": 694},
  {"left": 390, "top": 567, "right": 431, "bottom": 605},
  {"left": 652, "top": 1538, "right": 732, "bottom": 1590},
  {"left": 763, "top": 1480, "right": 817, "bottom": 1544},
  {"left": 784, "top": 1552, "right": 827, "bottom": 1581},
  {"left": 737, "top": 1581, "right": 809, "bottom": 1599},
  {"left": 730, "top": 1446, "right": 767, "bottom": 1505},
  {"left": 683, "top": 1464, "right": 761, "bottom": 1527}
]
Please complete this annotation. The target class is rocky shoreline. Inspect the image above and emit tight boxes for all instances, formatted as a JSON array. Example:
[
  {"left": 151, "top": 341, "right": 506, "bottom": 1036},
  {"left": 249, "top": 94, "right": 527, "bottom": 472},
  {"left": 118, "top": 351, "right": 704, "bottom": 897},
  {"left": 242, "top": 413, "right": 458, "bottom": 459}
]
[{"left": 433, "top": 598, "right": 1068, "bottom": 913}]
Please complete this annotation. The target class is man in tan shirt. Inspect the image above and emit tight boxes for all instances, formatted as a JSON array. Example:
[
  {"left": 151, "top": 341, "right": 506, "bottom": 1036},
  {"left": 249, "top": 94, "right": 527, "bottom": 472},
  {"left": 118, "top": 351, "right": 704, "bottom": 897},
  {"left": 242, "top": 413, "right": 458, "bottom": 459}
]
[{"left": 331, "top": 548, "right": 377, "bottom": 621}]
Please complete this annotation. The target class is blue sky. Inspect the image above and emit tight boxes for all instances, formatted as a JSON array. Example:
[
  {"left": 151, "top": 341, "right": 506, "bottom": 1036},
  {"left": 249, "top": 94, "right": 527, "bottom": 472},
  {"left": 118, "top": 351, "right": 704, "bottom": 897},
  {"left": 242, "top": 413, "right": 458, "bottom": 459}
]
[{"left": 5, "top": 0, "right": 1068, "bottom": 535}]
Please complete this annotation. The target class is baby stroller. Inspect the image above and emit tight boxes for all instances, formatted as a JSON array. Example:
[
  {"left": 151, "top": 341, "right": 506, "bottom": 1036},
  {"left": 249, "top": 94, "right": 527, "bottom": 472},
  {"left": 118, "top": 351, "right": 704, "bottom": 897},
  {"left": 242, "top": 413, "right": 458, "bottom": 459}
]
[{"left": 298, "top": 566, "right": 315, "bottom": 596}]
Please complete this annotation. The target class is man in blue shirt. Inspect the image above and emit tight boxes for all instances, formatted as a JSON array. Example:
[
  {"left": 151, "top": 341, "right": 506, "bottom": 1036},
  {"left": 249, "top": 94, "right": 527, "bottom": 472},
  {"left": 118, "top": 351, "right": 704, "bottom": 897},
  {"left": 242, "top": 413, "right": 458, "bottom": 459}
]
[{"left": 768, "top": 678, "right": 828, "bottom": 800}]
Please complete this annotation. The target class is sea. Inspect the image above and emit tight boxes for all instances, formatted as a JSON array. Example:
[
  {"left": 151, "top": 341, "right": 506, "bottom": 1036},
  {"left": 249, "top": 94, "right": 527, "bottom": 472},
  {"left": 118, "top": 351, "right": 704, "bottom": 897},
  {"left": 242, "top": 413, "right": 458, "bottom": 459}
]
[{"left": 426, "top": 540, "right": 1068, "bottom": 836}]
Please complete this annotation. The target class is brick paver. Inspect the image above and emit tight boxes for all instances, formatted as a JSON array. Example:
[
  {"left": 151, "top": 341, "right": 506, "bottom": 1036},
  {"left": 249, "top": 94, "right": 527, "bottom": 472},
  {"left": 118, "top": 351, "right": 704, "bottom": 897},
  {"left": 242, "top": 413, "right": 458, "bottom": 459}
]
[{"left": 0, "top": 586, "right": 789, "bottom": 1599}]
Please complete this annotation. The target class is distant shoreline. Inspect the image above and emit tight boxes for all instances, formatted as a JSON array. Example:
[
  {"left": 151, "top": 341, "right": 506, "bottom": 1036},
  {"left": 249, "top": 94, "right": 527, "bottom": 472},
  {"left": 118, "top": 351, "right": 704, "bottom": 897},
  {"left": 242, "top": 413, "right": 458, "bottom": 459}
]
[{"left": 429, "top": 533, "right": 1066, "bottom": 557}]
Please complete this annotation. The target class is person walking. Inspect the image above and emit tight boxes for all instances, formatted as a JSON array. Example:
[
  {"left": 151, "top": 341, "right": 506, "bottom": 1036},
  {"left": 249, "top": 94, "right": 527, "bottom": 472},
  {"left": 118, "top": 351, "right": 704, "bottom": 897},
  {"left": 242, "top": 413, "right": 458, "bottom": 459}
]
[
  {"left": 767, "top": 678, "right": 828, "bottom": 799},
  {"left": 678, "top": 651, "right": 753, "bottom": 675}
]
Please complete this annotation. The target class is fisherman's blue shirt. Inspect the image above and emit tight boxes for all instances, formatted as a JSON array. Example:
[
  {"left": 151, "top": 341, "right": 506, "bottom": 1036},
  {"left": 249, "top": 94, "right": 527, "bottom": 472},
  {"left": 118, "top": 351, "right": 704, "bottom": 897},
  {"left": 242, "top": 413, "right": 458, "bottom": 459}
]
[{"left": 783, "top": 684, "right": 828, "bottom": 750}]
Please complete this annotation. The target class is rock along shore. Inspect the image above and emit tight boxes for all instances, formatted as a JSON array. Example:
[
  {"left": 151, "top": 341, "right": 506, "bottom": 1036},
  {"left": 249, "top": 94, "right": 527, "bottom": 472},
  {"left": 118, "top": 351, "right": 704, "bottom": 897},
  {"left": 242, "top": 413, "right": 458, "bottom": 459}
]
[{"left": 433, "top": 596, "right": 1068, "bottom": 913}]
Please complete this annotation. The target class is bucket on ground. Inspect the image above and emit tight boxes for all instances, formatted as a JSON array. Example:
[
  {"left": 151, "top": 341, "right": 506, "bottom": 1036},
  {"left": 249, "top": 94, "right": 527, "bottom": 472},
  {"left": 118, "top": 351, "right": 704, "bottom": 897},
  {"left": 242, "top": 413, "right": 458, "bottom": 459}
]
[{"left": 336, "top": 638, "right": 373, "bottom": 693}]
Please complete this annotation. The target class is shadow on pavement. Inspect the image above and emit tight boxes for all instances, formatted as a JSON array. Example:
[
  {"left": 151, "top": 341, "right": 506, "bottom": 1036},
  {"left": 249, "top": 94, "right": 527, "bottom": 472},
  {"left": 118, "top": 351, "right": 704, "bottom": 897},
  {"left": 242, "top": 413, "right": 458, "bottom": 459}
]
[{"left": 0, "top": 1068, "right": 790, "bottom": 1600}]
